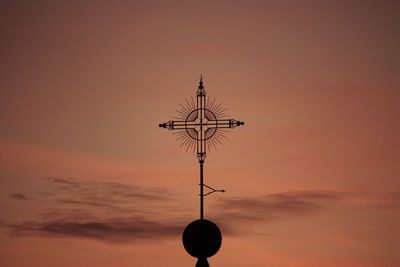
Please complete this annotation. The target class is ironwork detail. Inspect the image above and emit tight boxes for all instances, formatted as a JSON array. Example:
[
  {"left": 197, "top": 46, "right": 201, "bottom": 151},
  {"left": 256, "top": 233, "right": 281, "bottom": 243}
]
[
  {"left": 159, "top": 75, "right": 244, "bottom": 219},
  {"left": 158, "top": 75, "right": 244, "bottom": 267}
]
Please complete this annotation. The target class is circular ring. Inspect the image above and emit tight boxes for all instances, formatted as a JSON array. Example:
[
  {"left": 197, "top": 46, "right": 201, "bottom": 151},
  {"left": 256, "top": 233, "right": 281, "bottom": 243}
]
[{"left": 185, "top": 109, "right": 218, "bottom": 141}]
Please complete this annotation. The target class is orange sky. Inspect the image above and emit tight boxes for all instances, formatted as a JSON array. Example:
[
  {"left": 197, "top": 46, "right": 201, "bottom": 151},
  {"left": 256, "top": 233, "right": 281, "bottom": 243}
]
[{"left": 1, "top": 1, "right": 399, "bottom": 266}]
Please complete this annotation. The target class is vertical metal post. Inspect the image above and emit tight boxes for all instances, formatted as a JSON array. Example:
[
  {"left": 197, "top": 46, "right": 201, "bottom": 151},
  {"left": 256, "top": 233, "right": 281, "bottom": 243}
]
[
  {"left": 159, "top": 76, "right": 244, "bottom": 222},
  {"left": 200, "top": 160, "right": 204, "bottom": 220}
]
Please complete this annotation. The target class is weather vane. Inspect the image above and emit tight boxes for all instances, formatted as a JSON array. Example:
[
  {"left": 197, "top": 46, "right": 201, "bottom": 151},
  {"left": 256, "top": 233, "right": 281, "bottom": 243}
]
[{"left": 158, "top": 75, "right": 244, "bottom": 267}]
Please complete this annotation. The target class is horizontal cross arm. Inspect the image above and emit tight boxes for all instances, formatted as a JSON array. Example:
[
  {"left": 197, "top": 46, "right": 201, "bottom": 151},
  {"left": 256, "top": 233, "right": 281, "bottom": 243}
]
[
  {"left": 159, "top": 119, "right": 245, "bottom": 130},
  {"left": 158, "top": 120, "right": 183, "bottom": 130},
  {"left": 206, "top": 119, "right": 245, "bottom": 129},
  {"left": 158, "top": 120, "right": 197, "bottom": 130}
]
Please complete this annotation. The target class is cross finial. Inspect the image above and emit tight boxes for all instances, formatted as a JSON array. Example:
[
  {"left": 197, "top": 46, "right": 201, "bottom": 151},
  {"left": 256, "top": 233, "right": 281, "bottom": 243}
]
[
  {"left": 158, "top": 76, "right": 245, "bottom": 267},
  {"left": 159, "top": 77, "right": 244, "bottom": 161},
  {"left": 158, "top": 77, "right": 244, "bottom": 216}
]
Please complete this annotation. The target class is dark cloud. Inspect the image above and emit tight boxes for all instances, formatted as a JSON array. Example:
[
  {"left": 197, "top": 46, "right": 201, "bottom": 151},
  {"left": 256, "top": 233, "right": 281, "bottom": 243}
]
[
  {"left": 45, "top": 177, "right": 169, "bottom": 201},
  {"left": 0, "top": 178, "right": 352, "bottom": 242},
  {"left": 208, "top": 190, "right": 344, "bottom": 232},
  {"left": 2, "top": 177, "right": 187, "bottom": 243},
  {"left": 9, "top": 193, "right": 28, "bottom": 200},
  {"left": 3, "top": 180, "right": 399, "bottom": 243},
  {"left": 41, "top": 177, "right": 173, "bottom": 215},
  {"left": 7, "top": 218, "right": 184, "bottom": 243}
]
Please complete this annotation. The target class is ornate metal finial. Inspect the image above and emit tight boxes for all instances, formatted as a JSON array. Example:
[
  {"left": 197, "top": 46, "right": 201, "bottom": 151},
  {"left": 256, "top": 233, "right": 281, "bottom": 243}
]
[
  {"left": 159, "top": 76, "right": 244, "bottom": 163},
  {"left": 158, "top": 76, "right": 245, "bottom": 267}
]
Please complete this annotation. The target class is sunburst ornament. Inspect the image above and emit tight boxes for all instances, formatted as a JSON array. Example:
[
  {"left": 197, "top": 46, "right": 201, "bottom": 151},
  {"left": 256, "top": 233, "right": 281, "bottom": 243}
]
[
  {"left": 173, "top": 95, "right": 230, "bottom": 153},
  {"left": 158, "top": 75, "right": 245, "bottom": 267},
  {"left": 159, "top": 75, "right": 244, "bottom": 161}
]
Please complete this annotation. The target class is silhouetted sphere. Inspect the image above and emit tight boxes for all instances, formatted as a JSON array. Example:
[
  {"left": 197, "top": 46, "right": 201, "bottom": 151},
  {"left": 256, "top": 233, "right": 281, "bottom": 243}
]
[{"left": 182, "top": 219, "right": 222, "bottom": 258}]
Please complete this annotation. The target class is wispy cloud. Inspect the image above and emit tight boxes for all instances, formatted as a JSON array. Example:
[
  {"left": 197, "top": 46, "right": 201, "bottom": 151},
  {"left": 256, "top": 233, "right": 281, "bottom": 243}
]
[
  {"left": 208, "top": 189, "right": 400, "bottom": 236},
  {"left": 40, "top": 177, "right": 173, "bottom": 214},
  {"left": 221, "top": 190, "right": 340, "bottom": 216},
  {"left": 9, "top": 193, "right": 28, "bottom": 200},
  {"left": 6, "top": 218, "right": 184, "bottom": 243},
  {"left": 208, "top": 190, "right": 344, "bottom": 233},
  {"left": 0, "top": 183, "right": 350, "bottom": 242},
  {"left": 4, "top": 177, "right": 398, "bottom": 243},
  {"left": 2, "top": 177, "right": 187, "bottom": 243},
  {"left": 45, "top": 176, "right": 169, "bottom": 201}
]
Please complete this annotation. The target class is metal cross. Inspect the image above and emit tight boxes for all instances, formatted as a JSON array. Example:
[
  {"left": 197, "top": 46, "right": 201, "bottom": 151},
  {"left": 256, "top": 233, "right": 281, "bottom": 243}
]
[{"left": 159, "top": 76, "right": 244, "bottom": 219}]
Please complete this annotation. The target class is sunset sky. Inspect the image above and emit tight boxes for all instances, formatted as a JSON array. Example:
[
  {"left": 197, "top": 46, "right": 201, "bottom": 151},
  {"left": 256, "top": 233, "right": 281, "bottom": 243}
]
[{"left": 1, "top": 1, "right": 399, "bottom": 266}]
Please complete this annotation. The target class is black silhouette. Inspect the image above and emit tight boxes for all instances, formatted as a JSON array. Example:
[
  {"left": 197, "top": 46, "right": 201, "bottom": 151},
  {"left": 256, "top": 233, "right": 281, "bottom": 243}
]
[
  {"left": 159, "top": 76, "right": 244, "bottom": 266},
  {"left": 183, "top": 219, "right": 222, "bottom": 267}
]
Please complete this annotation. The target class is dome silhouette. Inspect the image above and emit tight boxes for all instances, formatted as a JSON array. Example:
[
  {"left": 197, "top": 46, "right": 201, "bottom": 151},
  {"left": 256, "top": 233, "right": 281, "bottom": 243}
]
[{"left": 182, "top": 219, "right": 222, "bottom": 259}]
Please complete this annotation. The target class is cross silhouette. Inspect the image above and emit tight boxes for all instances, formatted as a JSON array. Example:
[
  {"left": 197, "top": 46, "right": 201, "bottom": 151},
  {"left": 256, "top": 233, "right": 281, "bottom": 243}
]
[
  {"left": 159, "top": 76, "right": 244, "bottom": 162},
  {"left": 158, "top": 76, "right": 244, "bottom": 220}
]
